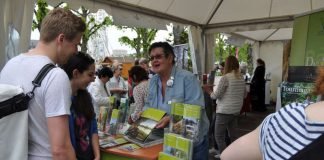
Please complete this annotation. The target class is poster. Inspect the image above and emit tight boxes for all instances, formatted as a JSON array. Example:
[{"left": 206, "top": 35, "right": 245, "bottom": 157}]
[
  {"left": 173, "top": 44, "right": 189, "bottom": 70},
  {"left": 281, "top": 82, "right": 316, "bottom": 107}
]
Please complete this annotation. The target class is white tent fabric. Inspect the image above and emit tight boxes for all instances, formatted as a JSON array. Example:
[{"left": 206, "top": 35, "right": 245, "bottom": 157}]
[
  {"left": 0, "top": 0, "right": 35, "bottom": 69},
  {"left": 188, "top": 26, "right": 204, "bottom": 75},
  {"left": 2, "top": 0, "right": 324, "bottom": 71},
  {"left": 94, "top": 0, "right": 324, "bottom": 41}
]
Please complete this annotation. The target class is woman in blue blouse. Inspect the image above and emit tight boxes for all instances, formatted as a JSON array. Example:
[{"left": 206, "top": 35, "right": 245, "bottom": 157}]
[
  {"left": 146, "top": 42, "right": 210, "bottom": 160},
  {"left": 62, "top": 52, "right": 99, "bottom": 160}
]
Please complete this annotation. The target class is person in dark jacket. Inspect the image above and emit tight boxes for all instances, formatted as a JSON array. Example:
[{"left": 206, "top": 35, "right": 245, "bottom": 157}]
[{"left": 251, "top": 58, "right": 266, "bottom": 112}]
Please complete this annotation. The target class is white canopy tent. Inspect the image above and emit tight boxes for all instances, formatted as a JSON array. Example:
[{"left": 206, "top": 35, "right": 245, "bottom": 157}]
[
  {"left": 2, "top": 0, "right": 324, "bottom": 100},
  {"left": 2, "top": 0, "right": 324, "bottom": 68}
]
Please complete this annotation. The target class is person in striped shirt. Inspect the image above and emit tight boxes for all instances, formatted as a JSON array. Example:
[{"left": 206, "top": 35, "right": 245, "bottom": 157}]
[{"left": 221, "top": 67, "right": 324, "bottom": 160}]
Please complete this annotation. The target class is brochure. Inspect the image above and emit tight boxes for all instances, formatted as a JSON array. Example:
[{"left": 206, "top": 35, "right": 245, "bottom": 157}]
[
  {"left": 162, "top": 133, "right": 193, "bottom": 160},
  {"left": 108, "top": 109, "right": 120, "bottom": 135},
  {"left": 119, "top": 98, "right": 129, "bottom": 123},
  {"left": 124, "top": 108, "right": 166, "bottom": 147},
  {"left": 169, "top": 102, "right": 201, "bottom": 141},
  {"left": 158, "top": 152, "right": 180, "bottom": 160},
  {"left": 98, "top": 96, "right": 115, "bottom": 133},
  {"left": 170, "top": 102, "right": 184, "bottom": 135},
  {"left": 100, "top": 136, "right": 128, "bottom": 148},
  {"left": 117, "top": 143, "right": 141, "bottom": 152},
  {"left": 182, "top": 104, "right": 201, "bottom": 141}
]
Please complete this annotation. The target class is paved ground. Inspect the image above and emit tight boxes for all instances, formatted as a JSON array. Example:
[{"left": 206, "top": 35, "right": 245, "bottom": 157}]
[{"left": 208, "top": 105, "right": 275, "bottom": 159}]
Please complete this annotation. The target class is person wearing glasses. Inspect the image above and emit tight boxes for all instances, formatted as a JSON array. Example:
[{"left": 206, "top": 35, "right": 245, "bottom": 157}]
[
  {"left": 145, "top": 42, "right": 210, "bottom": 160},
  {"left": 108, "top": 63, "right": 128, "bottom": 107}
]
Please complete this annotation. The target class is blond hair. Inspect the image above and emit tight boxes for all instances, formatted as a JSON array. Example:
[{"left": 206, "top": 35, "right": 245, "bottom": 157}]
[
  {"left": 40, "top": 8, "right": 86, "bottom": 43},
  {"left": 224, "top": 55, "right": 240, "bottom": 78}
]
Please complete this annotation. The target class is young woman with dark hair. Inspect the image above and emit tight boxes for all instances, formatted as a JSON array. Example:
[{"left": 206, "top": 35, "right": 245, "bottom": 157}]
[{"left": 61, "top": 52, "right": 99, "bottom": 160}]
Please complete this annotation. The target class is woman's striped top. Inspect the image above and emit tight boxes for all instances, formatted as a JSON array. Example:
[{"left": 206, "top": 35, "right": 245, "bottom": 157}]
[{"left": 259, "top": 103, "right": 324, "bottom": 160}]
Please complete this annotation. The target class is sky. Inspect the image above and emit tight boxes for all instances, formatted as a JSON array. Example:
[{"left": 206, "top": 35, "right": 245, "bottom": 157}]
[{"left": 30, "top": 25, "right": 170, "bottom": 55}]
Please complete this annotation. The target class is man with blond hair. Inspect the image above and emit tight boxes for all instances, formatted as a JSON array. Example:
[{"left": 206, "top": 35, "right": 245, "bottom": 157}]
[{"left": 0, "top": 8, "right": 85, "bottom": 160}]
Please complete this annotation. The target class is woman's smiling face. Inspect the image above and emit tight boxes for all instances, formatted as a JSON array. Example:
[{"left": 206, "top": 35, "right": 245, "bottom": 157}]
[{"left": 149, "top": 47, "right": 173, "bottom": 75}]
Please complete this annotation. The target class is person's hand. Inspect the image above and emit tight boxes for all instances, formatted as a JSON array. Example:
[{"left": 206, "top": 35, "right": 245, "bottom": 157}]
[
  {"left": 128, "top": 116, "right": 134, "bottom": 124},
  {"left": 155, "top": 116, "right": 170, "bottom": 129},
  {"left": 94, "top": 157, "right": 100, "bottom": 160},
  {"left": 172, "top": 120, "right": 183, "bottom": 133},
  {"left": 202, "top": 85, "right": 213, "bottom": 94}
]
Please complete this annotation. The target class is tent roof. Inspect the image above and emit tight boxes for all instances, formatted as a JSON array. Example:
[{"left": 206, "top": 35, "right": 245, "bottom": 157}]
[{"left": 89, "top": 0, "right": 324, "bottom": 42}]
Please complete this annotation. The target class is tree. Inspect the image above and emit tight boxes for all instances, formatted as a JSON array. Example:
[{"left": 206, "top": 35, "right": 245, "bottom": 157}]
[
  {"left": 166, "top": 25, "right": 189, "bottom": 45},
  {"left": 32, "top": 0, "right": 112, "bottom": 53},
  {"left": 32, "top": 0, "right": 65, "bottom": 31},
  {"left": 214, "top": 33, "right": 250, "bottom": 64},
  {"left": 214, "top": 33, "right": 226, "bottom": 63},
  {"left": 118, "top": 27, "right": 158, "bottom": 58},
  {"left": 73, "top": 6, "right": 112, "bottom": 52}
]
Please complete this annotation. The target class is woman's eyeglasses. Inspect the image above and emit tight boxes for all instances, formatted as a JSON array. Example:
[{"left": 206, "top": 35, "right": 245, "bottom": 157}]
[{"left": 149, "top": 54, "right": 165, "bottom": 61}]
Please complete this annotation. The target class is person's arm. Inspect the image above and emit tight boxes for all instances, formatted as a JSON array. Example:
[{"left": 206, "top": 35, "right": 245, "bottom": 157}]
[
  {"left": 130, "top": 84, "right": 145, "bottom": 122},
  {"left": 90, "top": 84, "right": 109, "bottom": 106},
  {"left": 90, "top": 118, "right": 100, "bottom": 160},
  {"left": 92, "top": 134, "right": 100, "bottom": 160},
  {"left": 210, "top": 76, "right": 228, "bottom": 99},
  {"left": 221, "top": 126, "right": 262, "bottom": 160},
  {"left": 47, "top": 116, "right": 76, "bottom": 160}
]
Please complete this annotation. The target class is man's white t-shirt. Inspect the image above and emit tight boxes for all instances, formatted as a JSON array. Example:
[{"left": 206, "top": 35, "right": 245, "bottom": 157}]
[{"left": 0, "top": 54, "right": 71, "bottom": 159}]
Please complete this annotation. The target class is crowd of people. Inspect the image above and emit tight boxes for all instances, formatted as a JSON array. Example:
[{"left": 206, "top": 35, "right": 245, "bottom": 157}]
[{"left": 1, "top": 7, "right": 324, "bottom": 160}]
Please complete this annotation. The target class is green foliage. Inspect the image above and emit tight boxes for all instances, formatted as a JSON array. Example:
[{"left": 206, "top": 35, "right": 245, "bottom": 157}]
[
  {"left": 166, "top": 26, "right": 189, "bottom": 45},
  {"left": 33, "top": 0, "right": 112, "bottom": 52},
  {"left": 32, "top": 0, "right": 49, "bottom": 31},
  {"left": 79, "top": 7, "right": 112, "bottom": 52},
  {"left": 214, "top": 33, "right": 250, "bottom": 63},
  {"left": 118, "top": 27, "right": 158, "bottom": 58}
]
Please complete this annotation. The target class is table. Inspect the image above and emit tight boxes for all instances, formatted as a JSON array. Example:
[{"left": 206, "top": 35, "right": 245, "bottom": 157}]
[{"left": 101, "top": 143, "right": 163, "bottom": 160}]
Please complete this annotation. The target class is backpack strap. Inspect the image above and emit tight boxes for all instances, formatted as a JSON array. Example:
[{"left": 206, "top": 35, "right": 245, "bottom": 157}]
[{"left": 27, "top": 64, "right": 56, "bottom": 99}]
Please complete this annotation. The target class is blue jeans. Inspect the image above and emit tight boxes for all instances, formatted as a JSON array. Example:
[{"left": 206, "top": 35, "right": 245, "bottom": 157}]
[{"left": 192, "top": 135, "right": 209, "bottom": 160}]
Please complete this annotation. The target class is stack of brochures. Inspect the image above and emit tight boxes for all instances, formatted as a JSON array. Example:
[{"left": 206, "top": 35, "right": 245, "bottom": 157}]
[
  {"left": 159, "top": 133, "right": 193, "bottom": 160},
  {"left": 108, "top": 109, "right": 121, "bottom": 135},
  {"left": 158, "top": 102, "right": 202, "bottom": 160},
  {"left": 119, "top": 98, "right": 129, "bottom": 123},
  {"left": 98, "top": 96, "right": 115, "bottom": 133}
]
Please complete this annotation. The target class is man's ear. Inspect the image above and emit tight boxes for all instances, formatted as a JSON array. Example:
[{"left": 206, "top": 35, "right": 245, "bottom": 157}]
[{"left": 57, "top": 34, "right": 65, "bottom": 44}]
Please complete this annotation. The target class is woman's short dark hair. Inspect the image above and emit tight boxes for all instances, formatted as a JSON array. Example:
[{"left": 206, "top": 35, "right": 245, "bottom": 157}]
[
  {"left": 129, "top": 66, "right": 149, "bottom": 83},
  {"left": 148, "top": 42, "right": 175, "bottom": 64},
  {"left": 97, "top": 67, "right": 113, "bottom": 79},
  {"left": 257, "top": 58, "right": 265, "bottom": 66},
  {"left": 61, "top": 51, "right": 95, "bottom": 80}
]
